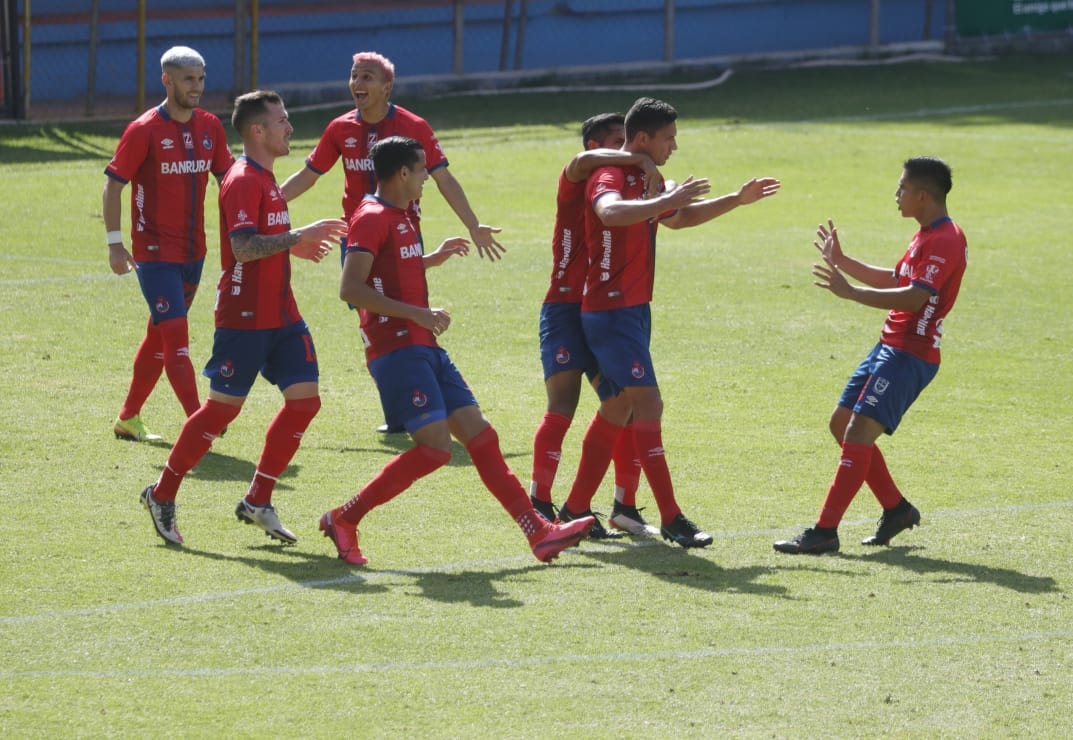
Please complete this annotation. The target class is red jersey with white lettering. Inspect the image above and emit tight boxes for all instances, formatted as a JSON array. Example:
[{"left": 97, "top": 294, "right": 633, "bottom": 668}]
[
  {"left": 582, "top": 164, "right": 669, "bottom": 311},
  {"left": 105, "top": 105, "right": 233, "bottom": 263},
  {"left": 304, "top": 104, "right": 448, "bottom": 220},
  {"left": 346, "top": 195, "right": 437, "bottom": 361},
  {"left": 215, "top": 156, "right": 301, "bottom": 330},
  {"left": 543, "top": 169, "right": 589, "bottom": 305},
  {"left": 881, "top": 217, "right": 967, "bottom": 364}
]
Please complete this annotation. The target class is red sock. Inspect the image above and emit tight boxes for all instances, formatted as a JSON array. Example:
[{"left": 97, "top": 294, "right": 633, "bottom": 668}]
[
  {"left": 865, "top": 444, "right": 903, "bottom": 509},
  {"left": 154, "top": 399, "right": 241, "bottom": 501},
  {"left": 246, "top": 397, "right": 321, "bottom": 505},
  {"left": 612, "top": 421, "right": 641, "bottom": 507},
  {"left": 119, "top": 320, "right": 163, "bottom": 420},
  {"left": 817, "top": 442, "right": 874, "bottom": 528},
  {"left": 563, "top": 413, "right": 623, "bottom": 515},
  {"left": 530, "top": 412, "right": 571, "bottom": 502},
  {"left": 466, "top": 425, "right": 530, "bottom": 520},
  {"left": 338, "top": 445, "right": 451, "bottom": 525},
  {"left": 157, "top": 318, "right": 201, "bottom": 417},
  {"left": 631, "top": 420, "right": 681, "bottom": 524}
]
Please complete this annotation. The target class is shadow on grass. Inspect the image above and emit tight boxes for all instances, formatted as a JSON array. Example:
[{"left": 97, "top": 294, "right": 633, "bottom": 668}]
[
  {"left": 856, "top": 546, "right": 1060, "bottom": 594},
  {"left": 409, "top": 564, "right": 562, "bottom": 609},
  {"left": 335, "top": 437, "right": 528, "bottom": 467},
  {"left": 578, "top": 540, "right": 792, "bottom": 598}
]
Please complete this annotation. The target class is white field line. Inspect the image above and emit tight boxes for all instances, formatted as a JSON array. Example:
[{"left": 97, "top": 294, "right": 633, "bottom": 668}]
[
  {"left": 3, "top": 630, "right": 1072, "bottom": 680},
  {"left": 4, "top": 499, "right": 1070, "bottom": 627}
]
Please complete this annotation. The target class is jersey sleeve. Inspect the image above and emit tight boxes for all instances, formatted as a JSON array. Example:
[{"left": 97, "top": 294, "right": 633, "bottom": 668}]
[
  {"left": 911, "top": 233, "right": 965, "bottom": 295},
  {"left": 411, "top": 118, "right": 448, "bottom": 172},
  {"left": 104, "top": 121, "right": 149, "bottom": 183},
  {"left": 220, "top": 175, "right": 262, "bottom": 237},
  {"left": 305, "top": 119, "right": 343, "bottom": 175},
  {"left": 210, "top": 116, "right": 235, "bottom": 176},
  {"left": 347, "top": 208, "right": 389, "bottom": 258},
  {"left": 587, "top": 166, "right": 625, "bottom": 209}
]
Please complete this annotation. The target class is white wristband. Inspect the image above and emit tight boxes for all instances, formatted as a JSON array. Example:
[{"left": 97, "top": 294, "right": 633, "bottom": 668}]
[{"left": 106, "top": 230, "right": 123, "bottom": 245}]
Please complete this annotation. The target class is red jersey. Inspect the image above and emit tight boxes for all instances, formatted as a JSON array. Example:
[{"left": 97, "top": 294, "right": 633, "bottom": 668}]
[
  {"left": 304, "top": 104, "right": 448, "bottom": 220},
  {"left": 582, "top": 164, "right": 669, "bottom": 312},
  {"left": 881, "top": 218, "right": 967, "bottom": 364},
  {"left": 215, "top": 156, "right": 302, "bottom": 330},
  {"left": 346, "top": 195, "right": 437, "bottom": 361},
  {"left": 543, "top": 169, "right": 589, "bottom": 305},
  {"left": 105, "top": 104, "right": 233, "bottom": 263}
]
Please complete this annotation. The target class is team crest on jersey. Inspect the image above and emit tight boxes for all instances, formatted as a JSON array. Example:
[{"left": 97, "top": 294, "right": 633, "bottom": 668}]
[
  {"left": 269, "top": 188, "right": 281, "bottom": 202},
  {"left": 202, "top": 132, "right": 213, "bottom": 150},
  {"left": 873, "top": 377, "right": 890, "bottom": 395},
  {"left": 631, "top": 361, "right": 646, "bottom": 380},
  {"left": 220, "top": 360, "right": 235, "bottom": 379},
  {"left": 237, "top": 209, "right": 249, "bottom": 222},
  {"left": 183, "top": 131, "right": 194, "bottom": 150},
  {"left": 344, "top": 137, "right": 358, "bottom": 148},
  {"left": 411, "top": 388, "right": 428, "bottom": 408},
  {"left": 555, "top": 346, "right": 571, "bottom": 365},
  {"left": 154, "top": 296, "right": 170, "bottom": 314},
  {"left": 923, "top": 264, "right": 940, "bottom": 284},
  {"left": 161, "top": 137, "right": 175, "bottom": 150}
]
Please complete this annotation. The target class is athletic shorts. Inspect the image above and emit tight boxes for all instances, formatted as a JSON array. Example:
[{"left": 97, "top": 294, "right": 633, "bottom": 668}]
[
  {"left": 581, "top": 303, "right": 657, "bottom": 402},
  {"left": 838, "top": 341, "right": 939, "bottom": 435},
  {"left": 368, "top": 344, "right": 478, "bottom": 435},
  {"left": 135, "top": 259, "right": 203, "bottom": 325},
  {"left": 203, "top": 320, "right": 318, "bottom": 396},
  {"left": 539, "top": 302, "right": 598, "bottom": 381}
]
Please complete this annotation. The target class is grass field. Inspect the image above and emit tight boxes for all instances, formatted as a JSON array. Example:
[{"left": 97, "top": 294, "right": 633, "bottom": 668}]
[{"left": 2, "top": 53, "right": 1073, "bottom": 737}]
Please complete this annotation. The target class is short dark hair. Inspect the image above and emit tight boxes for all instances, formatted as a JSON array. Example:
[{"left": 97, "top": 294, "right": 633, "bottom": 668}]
[
  {"left": 231, "top": 90, "right": 283, "bottom": 136},
  {"left": 370, "top": 136, "right": 424, "bottom": 182},
  {"left": 624, "top": 97, "right": 677, "bottom": 140},
  {"left": 903, "top": 156, "right": 953, "bottom": 203},
  {"left": 581, "top": 112, "right": 625, "bottom": 147}
]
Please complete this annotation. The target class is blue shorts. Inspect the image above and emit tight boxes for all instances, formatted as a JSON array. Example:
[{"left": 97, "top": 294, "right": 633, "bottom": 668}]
[
  {"left": 203, "top": 320, "right": 319, "bottom": 396},
  {"left": 136, "top": 259, "right": 204, "bottom": 325},
  {"left": 368, "top": 345, "right": 478, "bottom": 434},
  {"left": 582, "top": 304, "right": 657, "bottom": 401},
  {"left": 539, "top": 302, "right": 598, "bottom": 381},
  {"left": 838, "top": 342, "right": 939, "bottom": 435}
]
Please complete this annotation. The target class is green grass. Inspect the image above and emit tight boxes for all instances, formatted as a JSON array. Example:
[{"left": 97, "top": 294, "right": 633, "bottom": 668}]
[{"left": 2, "top": 54, "right": 1073, "bottom": 736}]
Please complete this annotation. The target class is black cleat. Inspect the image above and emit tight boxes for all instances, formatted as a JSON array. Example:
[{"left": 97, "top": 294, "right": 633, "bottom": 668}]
[
  {"left": 557, "top": 504, "right": 623, "bottom": 539},
  {"left": 530, "top": 495, "right": 558, "bottom": 523},
  {"left": 773, "top": 527, "right": 839, "bottom": 555},
  {"left": 660, "top": 513, "right": 713, "bottom": 549},
  {"left": 862, "top": 501, "right": 920, "bottom": 546}
]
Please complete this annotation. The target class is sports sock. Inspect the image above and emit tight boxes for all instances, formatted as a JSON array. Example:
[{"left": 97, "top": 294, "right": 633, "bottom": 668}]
[
  {"left": 865, "top": 444, "right": 903, "bottom": 509},
  {"left": 153, "top": 399, "right": 241, "bottom": 501},
  {"left": 157, "top": 318, "right": 201, "bottom": 417},
  {"left": 612, "top": 421, "right": 641, "bottom": 507},
  {"left": 631, "top": 420, "right": 681, "bottom": 524},
  {"left": 119, "top": 319, "right": 164, "bottom": 420},
  {"left": 817, "top": 441, "right": 874, "bottom": 528},
  {"left": 466, "top": 425, "right": 531, "bottom": 520},
  {"left": 337, "top": 444, "right": 451, "bottom": 525},
  {"left": 563, "top": 412, "right": 623, "bottom": 516},
  {"left": 530, "top": 412, "right": 571, "bottom": 503},
  {"left": 247, "top": 397, "right": 321, "bottom": 504}
]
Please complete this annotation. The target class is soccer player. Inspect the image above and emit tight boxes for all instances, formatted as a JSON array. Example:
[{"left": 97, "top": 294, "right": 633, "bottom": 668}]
[
  {"left": 557, "top": 96, "right": 781, "bottom": 548},
  {"left": 281, "top": 51, "right": 503, "bottom": 434},
  {"left": 318, "top": 136, "right": 595, "bottom": 566},
  {"left": 774, "top": 156, "right": 966, "bottom": 554},
  {"left": 139, "top": 90, "right": 348, "bottom": 546},
  {"left": 531, "top": 112, "right": 665, "bottom": 538},
  {"left": 104, "top": 46, "right": 234, "bottom": 442}
]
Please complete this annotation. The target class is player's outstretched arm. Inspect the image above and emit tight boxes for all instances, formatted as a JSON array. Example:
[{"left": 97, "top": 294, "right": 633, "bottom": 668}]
[
  {"left": 232, "top": 218, "right": 347, "bottom": 263},
  {"left": 423, "top": 237, "right": 470, "bottom": 268},
  {"left": 814, "top": 220, "right": 897, "bottom": 289},
  {"left": 663, "top": 176, "right": 780, "bottom": 230},
  {"left": 813, "top": 254, "right": 930, "bottom": 311},
  {"left": 280, "top": 166, "right": 320, "bottom": 203}
]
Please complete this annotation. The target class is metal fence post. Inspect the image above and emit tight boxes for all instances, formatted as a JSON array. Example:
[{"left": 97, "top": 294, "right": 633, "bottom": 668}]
[{"left": 453, "top": 0, "right": 464, "bottom": 75}]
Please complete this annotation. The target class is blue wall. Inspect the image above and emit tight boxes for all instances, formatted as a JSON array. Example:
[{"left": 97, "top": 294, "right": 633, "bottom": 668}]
[{"left": 20, "top": 0, "right": 945, "bottom": 101}]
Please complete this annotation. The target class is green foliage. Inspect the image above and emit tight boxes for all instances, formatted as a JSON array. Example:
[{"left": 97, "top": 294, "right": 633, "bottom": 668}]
[{"left": 2, "top": 54, "right": 1072, "bottom": 736}]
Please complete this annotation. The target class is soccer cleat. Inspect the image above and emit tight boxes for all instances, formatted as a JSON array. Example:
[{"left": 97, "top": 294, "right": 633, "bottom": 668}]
[
  {"left": 140, "top": 485, "right": 182, "bottom": 545},
  {"left": 660, "top": 513, "right": 714, "bottom": 549},
  {"left": 773, "top": 527, "right": 839, "bottom": 555},
  {"left": 862, "top": 501, "right": 921, "bottom": 546},
  {"left": 235, "top": 499, "right": 298, "bottom": 544},
  {"left": 531, "top": 516, "right": 595, "bottom": 563},
  {"left": 530, "top": 495, "right": 558, "bottom": 523},
  {"left": 114, "top": 415, "right": 162, "bottom": 442},
  {"left": 609, "top": 502, "right": 660, "bottom": 537},
  {"left": 557, "top": 504, "right": 624, "bottom": 539},
  {"left": 319, "top": 511, "right": 369, "bottom": 565}
]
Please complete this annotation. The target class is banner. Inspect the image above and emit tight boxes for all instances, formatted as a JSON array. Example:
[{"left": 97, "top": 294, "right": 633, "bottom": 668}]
[{"left": 957, "top": 0, "right": 1073, "bottom": 36}]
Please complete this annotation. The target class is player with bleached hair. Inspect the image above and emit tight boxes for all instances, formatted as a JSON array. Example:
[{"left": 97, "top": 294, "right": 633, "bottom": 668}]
[
  {"left": 318, "top": 135, "right": 595, "bottom": 566},
  {"left": 282, "top": 51, "right": 503, "bottom": 434},
  {"left": 774, "top": 156, "right": 966, "bottom": 554},
  {"left": 104, "top": 45, "right": 233, "bottom": 442}
]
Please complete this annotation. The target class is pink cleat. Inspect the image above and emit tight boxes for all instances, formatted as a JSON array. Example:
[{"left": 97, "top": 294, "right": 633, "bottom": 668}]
[{"left": 319, "top": 511, "right": 369, "bottom": 565}]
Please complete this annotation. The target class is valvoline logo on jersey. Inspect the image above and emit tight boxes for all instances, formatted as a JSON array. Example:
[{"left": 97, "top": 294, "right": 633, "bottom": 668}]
[
  {"left": 154, "top": 296, "right": 170, "bottom": 314},
  {"left": 411, "top": 389, "right": 428, "bottom": 408}
]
